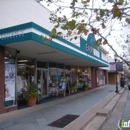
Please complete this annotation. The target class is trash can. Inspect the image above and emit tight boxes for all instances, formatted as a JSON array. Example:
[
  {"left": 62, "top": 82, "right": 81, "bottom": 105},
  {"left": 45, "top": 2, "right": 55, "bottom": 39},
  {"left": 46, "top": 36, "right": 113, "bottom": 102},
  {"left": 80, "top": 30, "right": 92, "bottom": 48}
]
[
  {"left": 120, "top": 78, "right": 124, "bottom": 87},
  {"left": 128, "top": 81, "right": 130, "bottom": 90},
  {"left": 128, "top": 85, "right": 130, "bottom": 90}
]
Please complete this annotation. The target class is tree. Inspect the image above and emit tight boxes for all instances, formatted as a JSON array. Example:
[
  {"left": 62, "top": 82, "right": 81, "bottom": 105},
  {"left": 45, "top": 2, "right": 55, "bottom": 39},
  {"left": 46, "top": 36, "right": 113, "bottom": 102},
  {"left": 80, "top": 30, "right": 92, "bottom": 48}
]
[{"left": 42, "top": 0, "right": 130, "bottom": 67}]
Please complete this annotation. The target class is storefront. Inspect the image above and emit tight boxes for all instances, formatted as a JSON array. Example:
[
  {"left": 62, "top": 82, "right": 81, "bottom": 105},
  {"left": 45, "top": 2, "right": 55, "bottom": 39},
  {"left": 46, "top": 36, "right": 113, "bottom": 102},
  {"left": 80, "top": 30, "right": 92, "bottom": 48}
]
[{"left": 0, "top": 22, "right": 108, "bottom": 114}]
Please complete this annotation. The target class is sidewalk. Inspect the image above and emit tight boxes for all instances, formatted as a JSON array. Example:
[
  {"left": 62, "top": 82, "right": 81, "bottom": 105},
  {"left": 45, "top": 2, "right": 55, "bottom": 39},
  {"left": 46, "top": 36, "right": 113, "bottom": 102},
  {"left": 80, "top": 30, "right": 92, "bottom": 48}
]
[
  {"left": 0, "top": 85, "right": 126, "bottom": 130},
  {"left": 121, "top": 88, "right": 130, "bottom": 130},
  {"left": 100, "top": 87, "right": 129, "bottom": 130},
  {"left": 122, "top": 89, "right": 130, "bottom": 121}
]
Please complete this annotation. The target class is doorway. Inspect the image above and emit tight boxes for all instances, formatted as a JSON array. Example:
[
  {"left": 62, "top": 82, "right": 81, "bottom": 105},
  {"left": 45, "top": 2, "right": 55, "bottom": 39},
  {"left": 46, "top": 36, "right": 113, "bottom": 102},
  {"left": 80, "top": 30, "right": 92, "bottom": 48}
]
[{"left": 37, "top": 69, "right": 48, "bottom": 98}]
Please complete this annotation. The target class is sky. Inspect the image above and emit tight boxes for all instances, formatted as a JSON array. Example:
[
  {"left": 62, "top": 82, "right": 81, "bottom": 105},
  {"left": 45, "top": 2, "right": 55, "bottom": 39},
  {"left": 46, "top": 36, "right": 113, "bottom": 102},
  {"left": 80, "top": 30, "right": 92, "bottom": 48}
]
[{"left": 40, "top": 0, "right": 129, "bottom": 59}]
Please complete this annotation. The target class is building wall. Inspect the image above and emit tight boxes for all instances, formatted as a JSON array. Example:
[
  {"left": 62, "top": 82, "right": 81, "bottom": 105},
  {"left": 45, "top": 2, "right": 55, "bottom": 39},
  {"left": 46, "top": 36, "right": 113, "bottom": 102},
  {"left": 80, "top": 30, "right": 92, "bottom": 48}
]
[
  {"left": 91, "top": 67, "right": 96, "bottom": 88},
  {"left": 0, "top": 0, "right": 53, "bottom": 31},
  {"left": 0, "top": 0, "right": 81, "bottom": 47},
  {"left": 0, "top": 46, "right": 5, "bottom": 113},
  {"left": 101, "top": 52, "right": 108, "bottom": 61},
  {"left": 107, "top": 56, "right": 114, "bottom": 62}
]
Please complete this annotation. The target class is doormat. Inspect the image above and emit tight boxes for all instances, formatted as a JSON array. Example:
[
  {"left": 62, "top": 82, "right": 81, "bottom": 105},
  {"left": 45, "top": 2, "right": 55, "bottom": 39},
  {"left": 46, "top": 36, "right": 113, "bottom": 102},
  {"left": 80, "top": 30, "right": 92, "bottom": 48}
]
[{"left": 48, "top": 114, "right": 79, "bottom": 128}]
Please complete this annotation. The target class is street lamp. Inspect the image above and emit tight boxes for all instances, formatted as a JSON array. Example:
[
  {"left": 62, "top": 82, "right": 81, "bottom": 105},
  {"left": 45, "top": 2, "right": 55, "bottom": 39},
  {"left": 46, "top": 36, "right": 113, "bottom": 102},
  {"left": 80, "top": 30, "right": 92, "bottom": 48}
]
[{"left": 115, "top": 54, "right": 119, "bottom": 93}]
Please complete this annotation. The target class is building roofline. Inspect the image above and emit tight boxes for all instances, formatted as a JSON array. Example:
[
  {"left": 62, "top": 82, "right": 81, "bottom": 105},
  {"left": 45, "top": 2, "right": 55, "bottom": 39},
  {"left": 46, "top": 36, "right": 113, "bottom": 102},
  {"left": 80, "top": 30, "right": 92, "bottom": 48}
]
[{"left": 99, "top": 46, "right": 109, "bottom": 54}]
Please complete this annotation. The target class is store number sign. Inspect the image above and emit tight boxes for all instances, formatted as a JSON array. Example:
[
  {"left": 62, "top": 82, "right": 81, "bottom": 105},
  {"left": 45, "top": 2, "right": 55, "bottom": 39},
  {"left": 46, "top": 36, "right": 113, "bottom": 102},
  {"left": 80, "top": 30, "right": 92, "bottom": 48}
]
[
  {"left": 86, "top": 44, "right": 93, "bottom": 53},
  {"left": 86, "top": 44, "right": 100, "bottom": 58}
]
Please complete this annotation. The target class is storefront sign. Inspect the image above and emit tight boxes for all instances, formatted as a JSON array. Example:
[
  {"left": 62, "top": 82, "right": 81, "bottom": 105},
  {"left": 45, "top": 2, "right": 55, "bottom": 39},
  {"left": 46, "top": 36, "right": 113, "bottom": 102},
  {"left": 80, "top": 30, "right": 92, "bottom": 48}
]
[
  {"left": 93, "top": 49, "right": 100, "bottom": 58},
  {"left": 86, "top": 44, "right": 100, "bottom": 58},
  {"left": 0, "top": 30, "right": 24, "bottom": 39},
  {"left": 86, "top": 44, "right": 93, "bottom": 53},
  {"left": 86, "top": 33, "right": 96, "bottom": 46}
]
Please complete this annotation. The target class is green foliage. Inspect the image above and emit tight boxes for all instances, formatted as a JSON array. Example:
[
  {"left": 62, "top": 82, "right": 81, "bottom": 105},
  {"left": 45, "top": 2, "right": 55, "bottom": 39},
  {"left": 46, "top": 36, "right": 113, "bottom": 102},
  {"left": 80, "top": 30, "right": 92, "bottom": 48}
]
[
  {"left": 39, "top": 35, "right": 51, "bottom": 44},
  {"left": 96, "top": 16, "right": 101, "bottom": 21},
  {"left": 94, "top": 38, "right": 102, "bottom": 47},
  {"left": 70, "top": 0, "right": 78, "bottom": 7},
  {"left": 60, "top": 19, "right": 76, "bottom": 31},
  {"left": 71, "top": 12, "right": 82, "bottom": 18},
  {"left": 100, "top": 9, "right": 105, "bottom": 17},
  {"left": 126, "top": 18, "right": 130, "bottom": 24},
  {"left": 82, "top": 81, "right": 89, "bottom": 88},
  {"left": 49, "top": 28, "right": 57, "bottom": 38},
  {"left": 43, "top": 0, "right": 130, "bottom": 67},
  {"left": 69, "top": 82, "right": 76, "bottom": 90},
  {"left": 24, "top": 84, "right": 39, "bottom": 99},
  {"left": 84, "top": 29, "right": 89, "bottom": 35},
  {"left": 119, "top": 0, "right": 124, "bottom": 4},
  {"left": 67, "top": 20, "right": 76, "bottom": 30}
]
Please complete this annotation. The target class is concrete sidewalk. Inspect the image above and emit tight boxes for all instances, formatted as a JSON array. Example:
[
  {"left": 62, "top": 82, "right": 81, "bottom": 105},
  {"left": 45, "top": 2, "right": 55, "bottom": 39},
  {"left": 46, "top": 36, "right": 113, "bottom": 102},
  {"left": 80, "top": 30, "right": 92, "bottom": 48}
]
[
  {"left": 63, "top": 86, "right": 126, "bottom": 130},
  {"left": 100, "top": 88, "right": 128, "bottom": 130},
  {"left": 122, "top": 89, "right": 130, "bottom": 121},
  {"left": 0, "top": 85, "right": 127, "bottom": 130},
  {"left": 121, "top": 88, "right": 130, "bottom": 130}
]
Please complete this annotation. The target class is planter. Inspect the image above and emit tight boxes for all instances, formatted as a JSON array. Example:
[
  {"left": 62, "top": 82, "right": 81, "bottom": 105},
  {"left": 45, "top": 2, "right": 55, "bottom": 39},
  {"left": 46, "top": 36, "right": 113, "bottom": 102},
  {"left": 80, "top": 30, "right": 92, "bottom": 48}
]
[
  {"left": 83, "top": 87, "right": 88, "bottom": 91},
  {"left": 74, "top": 88, "right": 77, "bottom": 92},
  {"left": 27, "top": 97, "right": 37, "bottom": 107},
  {"left": 70, "top": 89, "right": 74, "bottom": 93}
]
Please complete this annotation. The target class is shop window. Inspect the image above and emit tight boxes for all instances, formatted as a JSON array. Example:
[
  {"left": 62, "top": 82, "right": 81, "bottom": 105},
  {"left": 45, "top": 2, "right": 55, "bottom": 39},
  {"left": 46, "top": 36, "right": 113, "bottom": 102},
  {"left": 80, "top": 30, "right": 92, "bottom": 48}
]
[
  {"left": 49, "top": 68, "right": 57, "bottom": 83},
  {"left": 4, "top": 48, "right": 17, "bottom": 107},
  {"left": 16, "top": 57, "right": 35, "bottom": 102},
  {"left": 4, "top": 58, "right": 16, "bottom": 107},
  {"left": 76, "top": 67, "right": 92, "bottom": 88},
  {"left": 49, "top": 68, "right": 64, "bottom": 84}
]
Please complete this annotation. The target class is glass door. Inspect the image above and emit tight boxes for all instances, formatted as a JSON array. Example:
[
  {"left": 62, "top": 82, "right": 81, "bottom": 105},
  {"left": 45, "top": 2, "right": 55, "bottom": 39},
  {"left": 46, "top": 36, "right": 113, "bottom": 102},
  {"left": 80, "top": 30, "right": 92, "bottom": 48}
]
[{"left": 37, "top": 69, "right": 48, "bottom": 98}]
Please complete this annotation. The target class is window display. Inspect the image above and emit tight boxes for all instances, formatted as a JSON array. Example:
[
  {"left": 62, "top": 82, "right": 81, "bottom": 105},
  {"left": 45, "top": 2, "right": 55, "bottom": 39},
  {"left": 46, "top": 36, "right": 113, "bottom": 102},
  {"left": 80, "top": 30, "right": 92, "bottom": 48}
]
[
  {"left": 49, "top": 67, "right": 65, "bottom": 95},
  {"left": 5, "top": 63, "right": 16, "bottom": 107},
  {"left": 16, "top": 57, "right": 35, "bottom": 102},
  {"left": 71, "top": 67, "right": 92, "bottom": 89},
  {"left": 87, "top": 68, "right": 92, "bottom": 87}
]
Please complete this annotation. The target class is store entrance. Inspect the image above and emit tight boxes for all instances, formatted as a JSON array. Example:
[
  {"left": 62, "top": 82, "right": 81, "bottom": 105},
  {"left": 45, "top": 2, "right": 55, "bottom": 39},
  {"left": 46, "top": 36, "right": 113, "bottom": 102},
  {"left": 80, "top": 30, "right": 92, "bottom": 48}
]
[{"left": 37, "top": 69, "right": 48, "bottom": 98}]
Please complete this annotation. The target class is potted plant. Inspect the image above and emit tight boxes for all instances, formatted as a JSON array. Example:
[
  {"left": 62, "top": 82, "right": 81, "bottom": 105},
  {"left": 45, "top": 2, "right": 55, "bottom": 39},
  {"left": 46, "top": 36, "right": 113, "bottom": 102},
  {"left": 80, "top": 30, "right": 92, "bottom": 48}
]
[
  {"left": 82, "top": 81, "right": 89, "bottom": 91},
  {"left": 24, "top": 83, "right": 39, "bottom": 107},
  {"left": 73, "top": 82, "right": 77, "bottom": 92},
  {"left": 69, "top": 82, "right": 75, "bottom": 94}
]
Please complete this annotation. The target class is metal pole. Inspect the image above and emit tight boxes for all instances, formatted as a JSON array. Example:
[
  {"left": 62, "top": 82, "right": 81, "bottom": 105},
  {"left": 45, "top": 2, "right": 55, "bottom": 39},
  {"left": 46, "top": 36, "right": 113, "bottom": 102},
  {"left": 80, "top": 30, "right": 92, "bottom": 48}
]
[{"left": 115, "top": 59, "right": 119, "bottom": 93}]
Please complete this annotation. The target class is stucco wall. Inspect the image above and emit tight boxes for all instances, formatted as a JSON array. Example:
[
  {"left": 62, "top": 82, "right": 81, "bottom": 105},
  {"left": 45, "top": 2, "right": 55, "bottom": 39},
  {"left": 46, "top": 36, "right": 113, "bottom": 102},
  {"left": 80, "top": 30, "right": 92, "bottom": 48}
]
[
  {"left": 102, "top": 52, "right": 107, "bottom": 61},
  {"left": 0, "top": 0, "right": 54, "bottom": 31}
]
